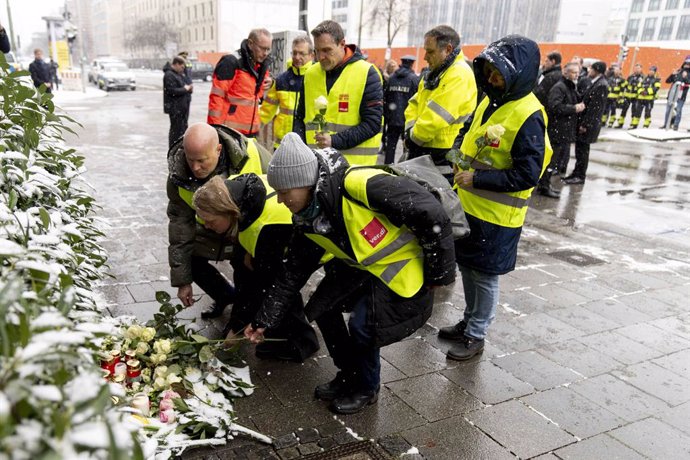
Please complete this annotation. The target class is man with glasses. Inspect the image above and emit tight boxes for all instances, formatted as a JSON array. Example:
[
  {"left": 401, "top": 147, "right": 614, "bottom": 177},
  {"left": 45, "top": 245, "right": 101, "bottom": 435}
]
[
  {"left": 208, "top": 28, "right": 273, "bottom": 137},
  {"left": 260, "top": 35, "right": 314, "bottom": 149},
  {"left": 294, "top": 20, "right": 383, "bottom": 166}
]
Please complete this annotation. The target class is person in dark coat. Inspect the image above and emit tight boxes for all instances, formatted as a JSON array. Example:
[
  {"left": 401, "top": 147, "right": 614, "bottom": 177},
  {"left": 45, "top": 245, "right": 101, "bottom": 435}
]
[
  {"left": 383, "top": 55, "right": 419, "bottom": 164},
  {"left": 571, "top": 56, "right": 591, "bottom": 96},
  {"left": 28, "top": 48, "right": 52, "bottom": 93},
  {"left": 49, "top": 58, "right": 59, "bottom": 90},
  {"left": 0, "top": 23, "right": 10, "bottom": 53},
  {"left": 537, "top": 62, "right": 585, "bottom": 197},
  {"left": 534, "top": 51, "right": 562, "bottom": 106},
  {"left": 244, "top": 133, "right": 456, "bottom": 414},
  {"left": 163, "top": 56, "right": 193, "bottom": 148},
  {"left": 563, "top": 61, "right": 608, "bottom": 185},
  {"left": 663, "top": 57, "right": 690, "bottom": 130},
  {"left": 439, "top": 35, "right": 550, "bottom": 360},
  {"left": 191, "top": 173, "right": 319, "bottom": 362}
]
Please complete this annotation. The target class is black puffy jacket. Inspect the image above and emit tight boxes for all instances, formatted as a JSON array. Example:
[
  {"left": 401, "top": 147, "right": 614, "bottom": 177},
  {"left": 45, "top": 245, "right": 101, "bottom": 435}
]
[{"left": 546, "top": 77, "right": 579, "bottom": 144}]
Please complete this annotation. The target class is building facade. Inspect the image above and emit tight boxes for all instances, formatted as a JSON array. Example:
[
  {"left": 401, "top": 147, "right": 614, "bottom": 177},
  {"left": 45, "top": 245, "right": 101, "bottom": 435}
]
[{"left": 625, "top": 0, "right": 690, "bottom": 48}]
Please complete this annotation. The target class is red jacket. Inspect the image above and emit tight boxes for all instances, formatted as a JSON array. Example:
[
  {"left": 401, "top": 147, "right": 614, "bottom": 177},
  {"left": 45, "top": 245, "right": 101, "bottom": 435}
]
[{"left": 207, "top": 40, "right": 271, "bottom": 136}]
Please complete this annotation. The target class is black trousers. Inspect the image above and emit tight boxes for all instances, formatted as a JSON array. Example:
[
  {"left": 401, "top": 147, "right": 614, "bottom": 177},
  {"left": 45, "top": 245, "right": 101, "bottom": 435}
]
[
  {"left": 539, "top": 142, "right": 570, "bottom": 186},
  {"left": 603, "top": 98, "right": 617, "bottom": 123},
  {"left": 571, "top": 140, "right": 591, "bottom": 179},
  {"left": 383, "top": 125, "right": 404, "bottom": 164},
  {"left": 168, "top": 109, "right": 189, "bottom": 148},
  {"left": 191, "top": 256, "right": 235, "bottom": 306}
]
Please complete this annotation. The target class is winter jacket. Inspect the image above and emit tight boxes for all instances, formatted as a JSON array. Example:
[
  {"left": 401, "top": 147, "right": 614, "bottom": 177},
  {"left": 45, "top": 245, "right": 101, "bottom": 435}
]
[
  {"left": 384, "top": 65, "right": 419, "bottom": 128},
  {"left": 534, "top": 65, "right": 562, "bottom": 106},
  {"left": 0, "top": 27, "right": 9, "bottom": 54},
  {"left": 606, "top": 75, "right": 625, "bottom": 102},
  {"left": 259, "top": 60, "right": 313, "bottom": 147},
  {"left": 457, "top": 35, "right": 548, "bottom": 275},
  {"left": 207, "top": 39, "right": 271, "bottom": 136},
  {"left": 29, "top": 58, "right": 51, "bottom": 88},
  {"left": 665, "top": 66, "right": 690, "bottom": 102},
  {"left": 163, "top": 62, "right": 191, "bottom": 116},
  {"left": 166, "top": 125, "right": 270, "bottom": 287},
  {"left": 622, "top": 73, "right": 644, "bottom": 99},
  {"left": 254, "top": 149, "right": 456, "bottom": 346},
  {"left": 546, "top": 77, "right": 579, "bottom": 144},
  {"left": 577, "top": 75, "right": 608, "bottom": 144},
  {"left": 637, "top": 75, "right": 660, "bottom": 101},
  {"left": 294, "top": 45, "right": 383, "bottom": 163}
]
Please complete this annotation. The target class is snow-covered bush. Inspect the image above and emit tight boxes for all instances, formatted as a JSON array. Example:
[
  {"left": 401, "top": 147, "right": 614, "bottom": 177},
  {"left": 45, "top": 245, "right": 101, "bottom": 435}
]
[{"left": 0, "top": 54, "right": 140, "bottom": 459}]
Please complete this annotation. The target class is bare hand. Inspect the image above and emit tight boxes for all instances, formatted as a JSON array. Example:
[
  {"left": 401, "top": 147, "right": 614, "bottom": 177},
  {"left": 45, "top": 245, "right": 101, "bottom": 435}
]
[
  {"left": 262, "top": 74, "right": 273, "bottom": 92},
  {"left": 575, "top": 102, "right": 585, "bottom": 113},
  {"left": 244, "top": 324, "right": 266, "bottom": 343},
  {"left": 244, "top": 252, "right": 254, "bottom": 271},
  {"left": 578, "top": 126, "right": 587, "bottom": 134},
  {"left": 177, "top": 284, "right": 194, "bottom": 307},
  {"left": 454, "top": 171, "right": 474, "bottom": 187},
  {"left": 315, "top": 132, "right": 332, "bottom": 148}
]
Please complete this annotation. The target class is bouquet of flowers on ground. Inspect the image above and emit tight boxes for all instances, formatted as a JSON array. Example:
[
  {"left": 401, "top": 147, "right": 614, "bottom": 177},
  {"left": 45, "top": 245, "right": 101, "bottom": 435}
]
[
  {"left": 446, "top": 124, "right": 506, "bottom": 171},
  {"left": 99, "top": 291, "right": 270, "bottom": 457},
  {"left": 313, "top": 95, "right": 329, "bottom": 133}
]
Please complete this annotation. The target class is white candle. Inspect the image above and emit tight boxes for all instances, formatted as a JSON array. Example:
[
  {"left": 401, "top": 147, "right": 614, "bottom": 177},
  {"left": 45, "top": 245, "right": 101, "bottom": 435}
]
[
  {"left": 113, "top": 362, "right": 127, "bottom": 377},
  {"left": 131, "top": 392, "right": 150, "bottom": 417}
]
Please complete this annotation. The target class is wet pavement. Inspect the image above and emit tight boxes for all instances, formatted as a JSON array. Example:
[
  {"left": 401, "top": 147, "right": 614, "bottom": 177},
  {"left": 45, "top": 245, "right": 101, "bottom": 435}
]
[{"left": 58, "top": 85, "right": 690, "bottom": 459}]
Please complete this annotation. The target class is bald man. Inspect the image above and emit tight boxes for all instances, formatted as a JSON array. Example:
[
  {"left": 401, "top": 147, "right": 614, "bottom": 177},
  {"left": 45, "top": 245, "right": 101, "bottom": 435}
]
[{"left": 167, "top": 122, "right": 270, "bottom": 319}]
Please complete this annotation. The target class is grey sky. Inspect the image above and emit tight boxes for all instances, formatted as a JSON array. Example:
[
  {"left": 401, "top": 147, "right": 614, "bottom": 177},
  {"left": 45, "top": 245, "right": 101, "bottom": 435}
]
[{"left": 0, "top": 0, "right": 62, "bottom": 52}]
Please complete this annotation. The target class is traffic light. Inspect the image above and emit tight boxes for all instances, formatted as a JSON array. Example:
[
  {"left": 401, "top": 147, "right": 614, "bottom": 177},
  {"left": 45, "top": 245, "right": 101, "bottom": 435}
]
[{"left": 620, "top": 46, "right": 629, "bottom": 61}]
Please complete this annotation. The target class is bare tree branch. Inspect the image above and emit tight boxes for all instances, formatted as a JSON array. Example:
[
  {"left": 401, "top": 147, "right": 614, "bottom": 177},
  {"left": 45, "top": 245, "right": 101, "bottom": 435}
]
[{"left": 368, "top": 0, "right": 410, "bottom": 50}]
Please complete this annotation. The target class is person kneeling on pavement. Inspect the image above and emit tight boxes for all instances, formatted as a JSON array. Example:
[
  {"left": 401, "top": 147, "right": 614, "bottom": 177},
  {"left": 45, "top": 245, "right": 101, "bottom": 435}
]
[
  {"left": 192, "top": 173, "right": 319, "bottom": 362},
  {"left": 167, "top": 122, "right": 268, "bottom": 320},
  {"left": 244, "top": 133, "right": 456, "bottom": 414},
  {"left": 440, "top": 35, "right": 551, "bottom": 360}
]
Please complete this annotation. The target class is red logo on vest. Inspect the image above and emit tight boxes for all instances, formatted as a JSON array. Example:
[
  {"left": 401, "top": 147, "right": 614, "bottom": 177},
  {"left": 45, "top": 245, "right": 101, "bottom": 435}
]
[
  {"left": 360, "top": 217, "right": 388, "bottom": 248},
  {"left": 339, "top": 94, "right": 349, "bottom": 112}
]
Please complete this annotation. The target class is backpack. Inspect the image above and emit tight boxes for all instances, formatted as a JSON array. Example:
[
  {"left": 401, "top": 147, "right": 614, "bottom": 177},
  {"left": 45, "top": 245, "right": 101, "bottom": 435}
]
[{"left": 346, "top": 155, "right": 470, "bottom": 239}]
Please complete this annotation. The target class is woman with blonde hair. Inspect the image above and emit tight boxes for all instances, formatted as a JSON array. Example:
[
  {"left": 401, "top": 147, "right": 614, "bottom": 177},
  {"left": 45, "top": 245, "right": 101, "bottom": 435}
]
[{"left": 193, "top": 173, "right": 319, "bottom": 362}]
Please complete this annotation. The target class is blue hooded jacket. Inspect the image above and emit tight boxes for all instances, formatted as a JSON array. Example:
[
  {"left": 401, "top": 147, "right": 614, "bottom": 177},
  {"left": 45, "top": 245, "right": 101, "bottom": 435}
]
[{"left": 456, "top": 35, "right": 547, "bottom": 275}]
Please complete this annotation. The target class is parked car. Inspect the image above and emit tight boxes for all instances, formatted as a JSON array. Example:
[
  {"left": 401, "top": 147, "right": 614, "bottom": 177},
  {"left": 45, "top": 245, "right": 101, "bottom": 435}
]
[
  {"left": 4, "top": 51, "right": 21, "bottom": 72},
  {"left": 89, "top": 57, "right": 124, "bottom": 84},
  {"left": 96, "top": 62, "right": 136, "bottom": 91},
  {"left": 190, "top": 61, "right": 214, "bottom": 81}
]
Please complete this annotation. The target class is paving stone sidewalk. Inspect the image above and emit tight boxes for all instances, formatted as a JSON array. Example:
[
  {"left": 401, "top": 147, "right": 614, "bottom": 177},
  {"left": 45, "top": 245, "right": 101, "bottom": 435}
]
[{"left": 66, "top": 91, "right": 690, "bottom": 459}]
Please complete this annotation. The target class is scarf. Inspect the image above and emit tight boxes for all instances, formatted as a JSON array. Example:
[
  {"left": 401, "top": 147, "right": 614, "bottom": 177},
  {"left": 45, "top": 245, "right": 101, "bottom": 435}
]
[{"left": 424, "top": 46, "right": 461, "bottom": 91}]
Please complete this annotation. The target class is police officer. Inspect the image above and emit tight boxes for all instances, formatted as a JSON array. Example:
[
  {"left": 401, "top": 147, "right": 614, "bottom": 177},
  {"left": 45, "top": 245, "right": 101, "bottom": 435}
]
[
  {"left": 383, "top": 55, "right": 419, "bottom": 164},
  {"left": 244, "top": 133, "right": 456, "bottom": 414},
  {"left": 632, "top": 65, "right": 661, "bottom": 129}
]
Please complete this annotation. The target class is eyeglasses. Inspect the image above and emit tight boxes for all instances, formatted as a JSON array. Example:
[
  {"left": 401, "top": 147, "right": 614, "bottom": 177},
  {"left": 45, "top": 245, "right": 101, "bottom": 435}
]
[
  {"left": 250, "top": 40, "right": 271, "bottom": 54},
  {"left": 291, "top": 51, "right": 311, "bottom": 58}
]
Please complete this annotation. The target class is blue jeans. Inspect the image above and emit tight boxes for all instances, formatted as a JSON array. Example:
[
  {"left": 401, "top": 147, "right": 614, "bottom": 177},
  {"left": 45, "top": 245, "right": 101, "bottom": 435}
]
[
  {"left": 459, "top": 266, "right": 499, "bottom": 340},
  {"left": 664, "top": 99, "right": 685, "bottom": 128}
]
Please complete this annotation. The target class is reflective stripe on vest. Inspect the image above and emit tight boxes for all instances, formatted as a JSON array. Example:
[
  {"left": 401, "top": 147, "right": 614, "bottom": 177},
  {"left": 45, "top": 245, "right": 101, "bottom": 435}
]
[
  {"left": 305, "top": 167, "right": 424, "bottom": 297},
  {"left": 237, "top": 176, "right": 293, "bottom": 257},
  {"left": 457, "top": 93, "right": 552, "bottom": 228},
  {"left": 304, "top": 60, "right": 382, "bottom": 166}
]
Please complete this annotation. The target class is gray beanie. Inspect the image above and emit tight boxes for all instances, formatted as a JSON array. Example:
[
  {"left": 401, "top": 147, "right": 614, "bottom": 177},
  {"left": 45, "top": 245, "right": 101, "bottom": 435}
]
[{"left": 268, "top": 132, "right": 319, "bottom": 190}]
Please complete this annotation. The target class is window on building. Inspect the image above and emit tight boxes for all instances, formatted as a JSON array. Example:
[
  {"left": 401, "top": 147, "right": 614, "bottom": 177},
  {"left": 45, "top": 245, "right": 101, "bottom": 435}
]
[
  {"left": 202, "top": 3, "right": 205, "bottom": 16},
  {"left": 666, "top": 0, "right": 679, "bottom": 8},
  {"left": 210, "top": 25, "right": 214, "bottom": 40},
  {"left": 648, "top": 0, "right": 661, "bottom": 9},
  {"left": 187, "top": 6, "right": 190, "bottom": 20},
  {"left": 677, "top": 15, "right": 690, "bottom": 38},
  {"left": 194, "top": 5, "right": 197, "bottom": 19},
  {"left": 631, "top": 0, "right": 645, "bottom": 12},
  {"left": 685, "top": 0, "right": 690, "bottom": 8},
  {"left": 202, "top": 27, "right": 205, "bottom": 41},
  {"left": 659, "top": 16, "right": 676, "bottom": 38},
  {"left": 627, "top": 18, "right": 640, "bottom": 40},
  {"left": 642, "top": 17, "right": 657, "bottom": 39},
  {"left": 195, "top": 28, "right": 198, "bottom": 41}
]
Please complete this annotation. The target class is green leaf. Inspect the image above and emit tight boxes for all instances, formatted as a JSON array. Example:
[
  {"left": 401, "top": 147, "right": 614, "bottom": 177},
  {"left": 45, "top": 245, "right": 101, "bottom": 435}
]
[
  {"left": 8, "top": 189, "right": 17, "bottom": 210},
  {"left": 39, "top": 207, "right": 51, "bottom": 228},
  {"left": 190, "top": 334, "right": 208, "bottom": 343},
  {"left": 155, "top": 291, "right": 171, "bottom": 304},
  {"left": 198, "top": 345, "right": 214, "bottom": 363},
  {"left": 172, "top": 397, "right": 190, "bottom": 412}
]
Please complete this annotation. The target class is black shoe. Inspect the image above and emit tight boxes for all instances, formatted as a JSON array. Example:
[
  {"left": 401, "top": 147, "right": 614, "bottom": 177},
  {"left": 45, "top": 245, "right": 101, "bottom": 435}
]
[
  {"left": 536, "top": 184, "right": 561, "bottom": 198},
  {"left": 552, "top": 170, "right": 560, "bottom": 177},
  {"left": 562, "top": 176, "right": 585, "bottom": 185},
  {"left": 330, "top": 389, "right": 378, "bottom": 414},
  {"left": 438, "top": 321, "right": 467, "bottom": 340},
  {"left": 447, "top": 337, "right": 485, "bottom": 361},
  {"left": 315, "top": 373, "right": 351, "bottom": 401},
  {"left": 200, "top": 303, "right": 228, "bottom": 319},
  {"left": 614, "top": 125, "right": 623, "bottom": 129}
]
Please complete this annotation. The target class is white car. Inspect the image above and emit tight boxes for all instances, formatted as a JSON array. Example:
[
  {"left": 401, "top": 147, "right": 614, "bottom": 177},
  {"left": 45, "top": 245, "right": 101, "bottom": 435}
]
[
  {"left": 89, "top": 57, "right": 124, "bottom": 84},
  {"left": 96, "top": 62, "right": 136, "bottom": 91}
]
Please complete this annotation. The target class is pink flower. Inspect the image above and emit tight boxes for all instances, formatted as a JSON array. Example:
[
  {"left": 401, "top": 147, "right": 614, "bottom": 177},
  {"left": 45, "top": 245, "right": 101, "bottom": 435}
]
[
  {"left": 159, "top": 398, "right": 174, "bottom": 412},
  {"left": 159, "top": 409, "right": 176, "bottom": 424},
  {"left": 161, "top": 390, "right": 180, "bottom": 400}
]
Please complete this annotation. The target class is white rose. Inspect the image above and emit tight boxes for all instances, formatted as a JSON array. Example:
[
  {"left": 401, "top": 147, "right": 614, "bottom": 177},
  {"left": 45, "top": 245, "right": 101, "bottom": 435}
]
[
  {"left": 314, "top": 95, "right": 329, "bottom": 111},
  {"left": 154, "top": 366, "right": 168, "bottom": 379},
  {"left": 124, "top": 325, "right": 143, "bottom": 340},
  {"left": 135, "top": 341, "right": 150, "bottom": 355},
  {"left": 166, "top": 373, "right": 182, "bottom": 385},
  {"left": 141, "top": 327, "right": 156, "bottom": 342},
  {"left": 485, "top": 124, "right": 505, "bottom": 142},
  {"left": 154, "top": 339, "right": 172, "bottom": 355},
  {"left": 153, "top": 377, "right": 168, "bottom": 390}
]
